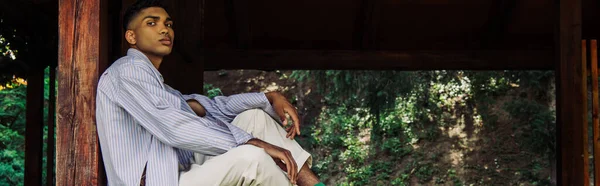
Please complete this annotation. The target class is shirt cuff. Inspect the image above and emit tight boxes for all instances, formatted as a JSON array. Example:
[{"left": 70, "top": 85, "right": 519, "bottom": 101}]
[
  {"left": 227, "top": 123, "right": 254, "bottom": 145},
  {"left": 259, "top": 93, "right": 283, "bottom": 124}
]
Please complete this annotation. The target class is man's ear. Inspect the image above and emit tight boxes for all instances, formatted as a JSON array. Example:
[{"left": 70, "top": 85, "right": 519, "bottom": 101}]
[{"left": 125, "top": 30, "right": 136, "bottom": 45}]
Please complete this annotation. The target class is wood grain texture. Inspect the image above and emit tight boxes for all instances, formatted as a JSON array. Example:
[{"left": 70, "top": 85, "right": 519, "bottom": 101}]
[
  {"left": 581, "top": 40, "right": 589, "bottom": 186},
  {"left": 57, "top": 0, "right": 104, "bottom": 185},
  {"left": 353, "top": 0, "right": 380, "bottom": 50},
  {"left": 556, "top": 0, "right": 585, "bottom": 185},
  {"left": 591, "top": 39, "right": 600, "bottom": 186},
  {"left": 199, "top": 49, "right": 554, "bottom": 70}
]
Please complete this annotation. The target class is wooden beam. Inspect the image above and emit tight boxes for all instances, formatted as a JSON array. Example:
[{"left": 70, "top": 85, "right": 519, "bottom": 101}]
[
  {"left": 199, "top": 49, "right": 554, "bottom": 70},
  {"left": 556, "top": 0, "right": 584, "bottom": 185},
  {"left": 591, "top": 39, "right": 600, "bottom": 186},
  {"left": 225, "top": 0, "right": 251, "bottom": 49},
  {"left": 478, "top": 0, "right": 518, "bottom": 48},
  {"left": 581, "top": 40, "right": 590, "bottom": 186},
  {"left": 353, "top": 0, "right": 380, "bottom": 50},
  {"left": 57, "top": 0, "right": 105, "bottom": 185},
  {"left": 24, "top": 66, "right": 44, "bottom": 186}
]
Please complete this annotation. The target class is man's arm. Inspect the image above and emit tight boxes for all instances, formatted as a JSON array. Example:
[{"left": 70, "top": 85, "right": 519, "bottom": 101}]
[
  {"left": 186, "top": 99, "right": 206, "bottom": 117},
  {"left": 182, "top": 93, "right": 280, "bottom": 123},
  {"left": 185, "top": 91, "right": 302, "bottom": 139},
  {"left": 115, "top": 63, "right": 252, "bottom": 156},
  {"left": 264, "top": 91, "right": 302, "bottom": 139},
  {"left": 179, "top": 90, "right": 273, "bottom": 145}
]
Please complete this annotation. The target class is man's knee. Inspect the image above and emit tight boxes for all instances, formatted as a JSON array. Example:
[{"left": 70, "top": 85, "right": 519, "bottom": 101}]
[
  {"left": 238, "top": 109, "right": 265, "bottom": 118},
  {"left": 233, "top": 109, "right": 275, "bottom": 132},
  {"left": 233, "top": 145, "right": 272, "bottom": 165}
]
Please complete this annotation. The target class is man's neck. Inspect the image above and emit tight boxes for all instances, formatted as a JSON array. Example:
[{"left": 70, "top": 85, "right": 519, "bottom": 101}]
[
  {"left": 145, "top": 54, "right": 163, "bottom": 69},
  {"left": 131, "top": 47, "right": 163, "bottom": 69}
]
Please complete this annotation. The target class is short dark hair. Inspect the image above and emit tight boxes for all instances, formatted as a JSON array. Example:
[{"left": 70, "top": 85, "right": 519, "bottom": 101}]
[{"left": 122, "top": 0, "right": 169, "bottom": 30}]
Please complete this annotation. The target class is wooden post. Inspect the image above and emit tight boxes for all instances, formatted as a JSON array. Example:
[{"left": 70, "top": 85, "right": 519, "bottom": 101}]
[
  {"left": 556, "top": 0, "right": 584, "bottom": 185},
  {"left": 57, "top": 0, "right": 107, "bottom": 185},
  {"left": 24, "top": 66, "right": 44, "bottom": 186},
  {"left": 591, "top": 39, "right": 600, "bottom": 185},
  {"left": 582, "top": 39, "right": 590, "bottom": 186}
]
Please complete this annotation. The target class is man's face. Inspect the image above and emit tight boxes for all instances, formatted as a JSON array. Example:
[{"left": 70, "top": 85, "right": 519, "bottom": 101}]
[{"left": 126, "top": 7, "right": 174, "bottom": 57}]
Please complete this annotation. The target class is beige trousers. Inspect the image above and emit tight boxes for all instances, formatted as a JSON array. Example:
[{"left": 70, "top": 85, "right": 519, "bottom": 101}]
[{"left": 179, "top": 109, "right": 313, "bottom": 186}]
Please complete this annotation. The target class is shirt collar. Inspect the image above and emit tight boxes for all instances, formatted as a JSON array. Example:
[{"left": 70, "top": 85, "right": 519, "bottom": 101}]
[{"left": 127, "top": 48, "right": 164, "bottom": 82}]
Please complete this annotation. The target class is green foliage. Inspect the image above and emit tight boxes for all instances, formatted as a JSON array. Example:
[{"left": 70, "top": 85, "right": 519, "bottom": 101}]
[
  {"left": 391, "top": 174, "right": 410, "bottom": 186},
  {"left": 203, "top": 83, "right": 223, "bottom": 99},
  {"left": 0, "top": 80, "right": 26, "bottom": 186},
  {"left": 291, "top": 70, "right": 555, "bottom": 185},
  {"left": 381, "top": 138, "right": 411, "bottom": 159},
  {"left": 0, "top": 67, "right": 55, "bottom": 185},
  {"left": 446, "top": 168, "right": 463, "bottom": 186},
  {"left": 414, "top": 162, "right": 438, "bottom": 183},
  {"left": 504, "top": 98, "right": 555, "bottom": 155},
  {"left": 290, "top": 70, "right": 414, "bottom": 115},
  {"left": 345, "top": 164, "right": 372, "bottom": 185},
  {"left": 518, "top": 160, "right": 551, "bottom": 185},
  {"left": 0, "top": 83, "right": 26, "bottom": 129},
  {"left": 0, "top": 125, "right": 24, "bottom": 186}
]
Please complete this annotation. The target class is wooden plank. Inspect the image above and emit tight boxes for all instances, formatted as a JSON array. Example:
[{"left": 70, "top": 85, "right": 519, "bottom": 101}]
[
  {"left": 47, "top": 65, "right": 56, "bottom": 186},
  {"left": 591, "top": 39, "right": 600, "bottom": 186},
  {"left": 24, "top": 66, "right": 44, "bottom": 186},
  {"left": 225, "top": 0, "right": 251, "bottom": 49},
  {"left": 478, "top": 0, "right": 517, "bottom": 48},
  {"left": 353, "top": 0, "right": 380, "bottom": 50},
  {"left": 198, "top": 49, "right": 554, "bottom": 70},
  {"left": 556, "top": 0, "right": 584, "bottom": 185},
  {"left": 57, "top": 0, "right": 104, "bottom": 185},
  {"left": 582, "top": 39, "right": 590, "bottom": 186}
]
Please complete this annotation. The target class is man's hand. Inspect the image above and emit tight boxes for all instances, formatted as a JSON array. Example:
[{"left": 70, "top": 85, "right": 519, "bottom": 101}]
[
  {"left": 266, "top": 91, "right": 301, "bottom": 139},
  {"left": 245, "top": 138, "right": 298, "bottom": 184}
]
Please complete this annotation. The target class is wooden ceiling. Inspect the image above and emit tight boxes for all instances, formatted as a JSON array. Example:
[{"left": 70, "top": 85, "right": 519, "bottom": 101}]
[
  {"left": 3, "top": 0, "right": 599, "bottom": 69},
  {"left": 0, "top": 0, "right": 596, "bottom": 78},
  {"left": 115, "top": 0, "right": 584, "bottom": 53},
  {"left": 197, "top": 0, "right": 563, "bottom": 50}
]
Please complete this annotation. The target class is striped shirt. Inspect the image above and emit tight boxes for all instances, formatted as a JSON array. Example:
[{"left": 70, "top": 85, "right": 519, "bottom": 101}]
[{"left": 96, "top": 48, "right": 279, "bottom": 186}]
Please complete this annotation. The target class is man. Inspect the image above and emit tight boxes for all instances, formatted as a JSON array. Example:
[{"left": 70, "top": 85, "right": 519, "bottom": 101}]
[{"left": 96, "top": 0, "right": 324, "bottom": 185}]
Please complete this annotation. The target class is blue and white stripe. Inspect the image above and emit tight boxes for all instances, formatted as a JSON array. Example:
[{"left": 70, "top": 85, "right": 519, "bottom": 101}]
[{"left": 96, "top": 48, "right": 278, "bottom": 186}]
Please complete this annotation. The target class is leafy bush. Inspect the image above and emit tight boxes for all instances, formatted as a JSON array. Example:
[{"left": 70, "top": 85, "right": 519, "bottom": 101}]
[
  {"left": 0, "top": 67, "right": 54, "bottom": 185},
  {"left": 288, "top": 69, "right": 556, "bottom": 185}
]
